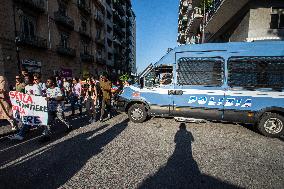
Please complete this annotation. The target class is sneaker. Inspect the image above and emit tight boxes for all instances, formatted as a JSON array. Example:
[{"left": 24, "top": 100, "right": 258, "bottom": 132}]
[
  {"left": 99, "top": 118, "right": 103, "bottom": 122},
  {"left": 107, "top": 114, "right": 111, "bottom": 119},
  {"left": 11, "top": 126, "right": 18, "bottom": 131},
  {"left": 8, "top": 134, "right": 24, "bottom": 140}
]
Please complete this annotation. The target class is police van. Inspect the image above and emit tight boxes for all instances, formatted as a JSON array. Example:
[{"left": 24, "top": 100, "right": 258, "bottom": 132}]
[{"left": 117, "top": 41, "right": 284, "bottom": 138}]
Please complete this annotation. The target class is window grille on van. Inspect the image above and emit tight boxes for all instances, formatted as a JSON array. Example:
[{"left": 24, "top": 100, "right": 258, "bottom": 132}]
[
  {"left": 228, "top": 56, "right": 284, "bottom": 90},
  {"left": 177, "top": 57, "right": 224, "bottom": 86}
]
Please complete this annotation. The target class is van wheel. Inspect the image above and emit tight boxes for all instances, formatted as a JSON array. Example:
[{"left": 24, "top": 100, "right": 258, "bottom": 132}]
[
  {"left": 128, "top": 104, "right": 147, "bottom": 123},
  {"left": 258, "top": 113, "right": 284, "bottom": 138}
]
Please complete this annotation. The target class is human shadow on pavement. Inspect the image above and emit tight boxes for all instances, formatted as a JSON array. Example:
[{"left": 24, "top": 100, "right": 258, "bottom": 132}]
[
  {"left": 0, "top": 118, "right": 129, "bottom": 189},
  {"left": 139, "top": 123, "right": 242, "bottom": 189}
]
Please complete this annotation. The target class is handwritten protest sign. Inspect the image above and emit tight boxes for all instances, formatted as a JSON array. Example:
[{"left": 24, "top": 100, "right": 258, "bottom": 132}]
[{"left": 9, "top": 91, "right": 48, "bottom": 125}]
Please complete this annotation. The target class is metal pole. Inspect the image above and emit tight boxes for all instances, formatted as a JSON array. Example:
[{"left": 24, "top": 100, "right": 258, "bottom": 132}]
[
  {"left": 12, "top": 3, "right": 21, "bottom": 75},
  {"left": 202, "top": 0, "right": 206, "bottom": 43}
]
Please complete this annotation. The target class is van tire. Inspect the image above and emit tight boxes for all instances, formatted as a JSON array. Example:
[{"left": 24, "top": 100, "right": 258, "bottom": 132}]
[
  {"left": 258, "top": 113, "right": 284, "bottom": 138},
  {"left": 128, "top": 104, "right": 147, "bottom": 123}
]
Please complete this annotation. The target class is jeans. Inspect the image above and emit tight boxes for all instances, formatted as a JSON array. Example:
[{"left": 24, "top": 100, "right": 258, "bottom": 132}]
[
  {"left": 70, "top": 96, "right": 83, "bottom": 115},
  {"left": 100, "top": 99, "right": 111, "bottom": 120}
]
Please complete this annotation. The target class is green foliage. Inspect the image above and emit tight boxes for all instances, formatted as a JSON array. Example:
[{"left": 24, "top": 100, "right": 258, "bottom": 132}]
[
  {"left": 200, "top": 0, "right": 213, "bottom": 13},
  {"left": 119, "top": 74, "right": 130, "bottom": 82}
]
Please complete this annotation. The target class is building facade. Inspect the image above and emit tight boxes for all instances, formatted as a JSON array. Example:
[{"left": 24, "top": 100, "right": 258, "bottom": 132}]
[
  {"left": 0, "top": 0, "right": 136, "bottom": 83},
  {"left": 177, "top": 0, "right": 284, "bottom": 44},
  {"left": 112, "top": 0, "right": 136, "bottom": 77}
]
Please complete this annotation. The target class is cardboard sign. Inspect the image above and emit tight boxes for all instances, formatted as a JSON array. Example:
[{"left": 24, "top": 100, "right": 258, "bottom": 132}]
[{"left": 9, "top": 91, "right": 48, "bottom": 125}]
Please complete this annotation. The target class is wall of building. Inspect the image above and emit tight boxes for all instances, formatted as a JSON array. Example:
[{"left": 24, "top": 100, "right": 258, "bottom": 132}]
[
  {"left": 248, "top": 0, "right": 284, "bottom": 41},
  {"left": 229, "top": 11, "right": 250, "bottom": 42}
]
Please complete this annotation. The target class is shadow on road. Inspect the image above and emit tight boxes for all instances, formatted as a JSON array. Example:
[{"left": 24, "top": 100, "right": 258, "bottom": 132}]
[
  {"left": 138, "top": 123, "right": 242, "bottom": 189},
  {"left": 0, "top": 113, "right": 95, "bottom": 167},
  {"left": 0, "top": 118, "right": 129, "bottom": 189}
]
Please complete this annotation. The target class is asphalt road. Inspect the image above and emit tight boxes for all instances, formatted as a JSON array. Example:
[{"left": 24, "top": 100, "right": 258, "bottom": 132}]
[{"left": 0, "top": 113, "right": 283, "bottom": 189}]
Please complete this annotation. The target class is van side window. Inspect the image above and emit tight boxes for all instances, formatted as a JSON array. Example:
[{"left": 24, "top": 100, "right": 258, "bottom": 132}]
[
  {"left": 177, "top": 57, "right": 224, "bottom": 86},
  {"left": 228, "top": 56, "right": 284, "bottom": 90}
]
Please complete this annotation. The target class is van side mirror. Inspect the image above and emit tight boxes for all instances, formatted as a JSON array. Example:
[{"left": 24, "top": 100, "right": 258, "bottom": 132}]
[{"left": 140, "top": 77, "right": 144, "bottom": 89}]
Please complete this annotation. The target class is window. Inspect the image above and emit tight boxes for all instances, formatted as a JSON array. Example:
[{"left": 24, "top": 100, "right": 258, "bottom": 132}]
[
  {"left": 107, "top": 38, "right": 112, "bottom": 47},
  {"left": 177, "top": 57, "right": 224, "bottom": 86},
  {"left": 60, "top": 33, "right": 69, "bottom": 48},
  {"left": 270, "top": 7, "right": 284, "bottom": 29},
  {"left": 107, "top": 10, "right": 112, "bottom": 20},
  {"left": 96, "top": 29, "right": 101, "bottom": 38},
  {"left": 21, "top": 15, "right": 36, "bottom": 37},
  {"left": 107, "top": 25, "right": 112, "bottom": 33},
  {"left": 144, "top": 65, "right": 173, "bottom": 87},
  {"left": 228, "top": 57, "right": 284, "bottom": 90},
  {"left": 59, "top": 3, "right": 67, "bottom": 16},
  {"left": 108, "top": 52, "right": 113, "bottom": 60},
  {"left": 81, "top": 40, "right": 89, "bottom": 54},
  {"left": 81, "top": 17, "right": 88, "bottom": 32}
]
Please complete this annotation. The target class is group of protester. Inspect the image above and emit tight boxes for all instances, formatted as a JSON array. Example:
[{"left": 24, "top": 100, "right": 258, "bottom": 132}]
[{"left": 0, "top": 68, "right": 125, "bottom": 141}]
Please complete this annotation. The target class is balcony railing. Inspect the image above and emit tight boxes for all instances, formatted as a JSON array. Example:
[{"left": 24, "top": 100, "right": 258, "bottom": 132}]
[
  {"left": 16, "top": 32, "right": 47, "bottom": 49},
  {"left": 56, "top": 45, "right": 76, "bottom": 57},
  {"left": 80, "top": 52, "right": 94, "bottom": 62},
  {"left": 79, "top": 27, "right": 92, "bottom": 40},
  {"left": 77, "top": 0, "right": 91, "bottom": 15},
  {"left": 204, "top": 0, "right": 223, "bottom": 25},
  {"left": 113, "top": 12, "right": 126, "bottom": 28},
  {"left": 14, "top": 0, "right": 45, "bottom": 13},
  {"left": 113, "top": 2, "right": 125, "bottom": 16},
  {"left": 54, "top": 11, "right": 74, "bottom": 30}
]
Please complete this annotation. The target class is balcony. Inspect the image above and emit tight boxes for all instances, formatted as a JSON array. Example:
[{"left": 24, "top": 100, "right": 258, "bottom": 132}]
[
  {"left": 94, "top": 14, "right": 104, "bottom": 27},
  {"left": 54, "top": 11, "right": 74, "bottom": 30},
  {"left": 113, "top": 2, "right": 125, "bottom": 16},
  {"left": 77, "top": 0, "right": 91, "bottom": 15},
  {"left": 114, "top": 24, "right": 125, "bottom": 38},
  {"left": 113, "top": 12, "right": 126, "bottom": 28},
  {"left": 14, "top": 0, "right": 45, "bottom": 13},
  {"left": 95, "top": 37, "right": 105, "bottom": 47},
  {"left": 186, "top": 7, "right": 203, "bottom": 40},
  {"left": 79, "top": 27, "right": 92, "bottom": 40},
  {"left": 16, "top": 32, "right": 47, "bottom": 49},
  {"left": 179, "top": 0, "right": 192, "bottom": 14},
  {"left": 204, "top": 0, "right": 249, "bottom": 42},
  {"left": 56, "top": 45, "right": 76, "bottom": 57},
  {"left": 80, "top": 52, "right": 94, "bottom": 62}
]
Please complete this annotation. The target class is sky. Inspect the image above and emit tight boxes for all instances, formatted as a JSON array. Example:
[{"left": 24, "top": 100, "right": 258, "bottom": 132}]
[{"left": 132, "top": 0, "right": 179, "bottom": 73}]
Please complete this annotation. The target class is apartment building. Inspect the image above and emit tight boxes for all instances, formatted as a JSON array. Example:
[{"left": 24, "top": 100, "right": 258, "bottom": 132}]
[
  {"left": 177, "top": 0, "right": 284, "bottom": 44},
  {"left": 0, "top": 0, "right": 136, "bottom": 83},
  {"left": 112, "top": 0, "right": 136, "bottom": 76}
]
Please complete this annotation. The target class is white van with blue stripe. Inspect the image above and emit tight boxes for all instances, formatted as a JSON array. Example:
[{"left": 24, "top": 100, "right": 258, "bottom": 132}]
[{"left": 117, "top": 41, "right": 284, "bottom": 137}]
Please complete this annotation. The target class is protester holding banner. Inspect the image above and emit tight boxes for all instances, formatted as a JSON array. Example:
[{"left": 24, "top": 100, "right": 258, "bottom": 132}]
[
  {"left": 24, "top": 74, "right": 42, "bottom": 96},
  {"left": 33, "top": 73, "right": 46, "bottom": 96},
  {"left": 0, "top": 76, "right": 18, "bottom": 131},
  {"left": 45, "top": 77, "right": 72, "bottom": 137}
]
